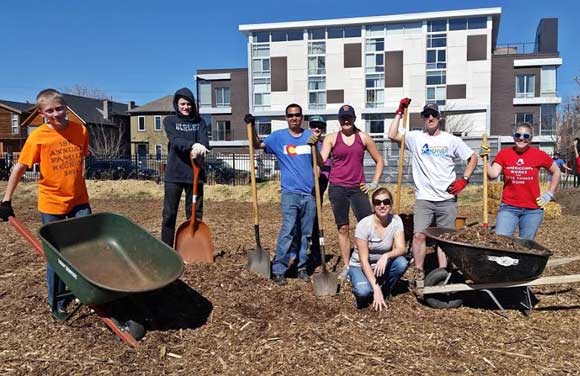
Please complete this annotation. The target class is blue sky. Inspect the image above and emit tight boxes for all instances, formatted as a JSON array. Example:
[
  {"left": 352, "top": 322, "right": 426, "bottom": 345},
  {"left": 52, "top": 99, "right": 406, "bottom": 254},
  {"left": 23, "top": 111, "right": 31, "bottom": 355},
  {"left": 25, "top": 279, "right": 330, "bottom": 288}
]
[{"left": 1, "top": 0, "right": 578, "bottom": 105}]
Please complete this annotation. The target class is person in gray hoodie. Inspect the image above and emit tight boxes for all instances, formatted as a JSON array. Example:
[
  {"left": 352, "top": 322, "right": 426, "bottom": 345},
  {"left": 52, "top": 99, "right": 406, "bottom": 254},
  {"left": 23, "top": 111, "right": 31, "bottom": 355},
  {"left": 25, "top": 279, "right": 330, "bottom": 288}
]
[{"left": 161, "top": 87, "right": 210, "bottom": 247}]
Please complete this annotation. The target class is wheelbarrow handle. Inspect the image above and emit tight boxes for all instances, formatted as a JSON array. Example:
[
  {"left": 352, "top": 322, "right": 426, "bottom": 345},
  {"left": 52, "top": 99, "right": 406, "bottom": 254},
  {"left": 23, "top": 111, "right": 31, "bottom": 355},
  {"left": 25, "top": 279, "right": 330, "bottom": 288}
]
[{"left": 8, "top": 216, "right": 45, "bottom": 259}]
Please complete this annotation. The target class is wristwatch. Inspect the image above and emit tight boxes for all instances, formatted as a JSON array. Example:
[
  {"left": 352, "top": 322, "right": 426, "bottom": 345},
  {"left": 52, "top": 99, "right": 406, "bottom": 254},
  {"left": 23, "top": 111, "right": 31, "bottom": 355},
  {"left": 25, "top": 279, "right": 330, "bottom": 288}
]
[{"left": 462, "top": 176, "right": 470, "bottom": 182}]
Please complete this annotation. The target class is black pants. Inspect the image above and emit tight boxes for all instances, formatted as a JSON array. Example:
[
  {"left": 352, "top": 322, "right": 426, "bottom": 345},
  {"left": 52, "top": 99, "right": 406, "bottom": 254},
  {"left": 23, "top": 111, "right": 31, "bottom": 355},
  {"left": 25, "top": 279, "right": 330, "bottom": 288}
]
[
  {"left": 161, "top": 181, "right": 204, "bottom": 247},
  {"left": 308, "top": 175, "right": 329, "bottom": 267}
]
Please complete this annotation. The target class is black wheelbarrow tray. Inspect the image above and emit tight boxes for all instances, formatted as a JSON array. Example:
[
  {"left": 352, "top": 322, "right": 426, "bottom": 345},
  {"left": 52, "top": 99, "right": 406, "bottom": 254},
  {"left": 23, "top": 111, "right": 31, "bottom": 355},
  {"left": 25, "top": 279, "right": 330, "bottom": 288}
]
[
  {"left": 415, "top": 227, "right": 580, "bottom": 314},
  {"left": 10, "top": 212, "right": 184, "bottom": 347}
]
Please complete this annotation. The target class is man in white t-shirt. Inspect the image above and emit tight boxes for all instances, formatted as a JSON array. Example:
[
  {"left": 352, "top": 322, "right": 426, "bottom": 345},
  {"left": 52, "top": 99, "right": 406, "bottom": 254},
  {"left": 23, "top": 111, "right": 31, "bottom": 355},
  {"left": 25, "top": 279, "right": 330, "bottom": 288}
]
[{"left": 388, "top": 100, "right": 478, "bottom": 282}]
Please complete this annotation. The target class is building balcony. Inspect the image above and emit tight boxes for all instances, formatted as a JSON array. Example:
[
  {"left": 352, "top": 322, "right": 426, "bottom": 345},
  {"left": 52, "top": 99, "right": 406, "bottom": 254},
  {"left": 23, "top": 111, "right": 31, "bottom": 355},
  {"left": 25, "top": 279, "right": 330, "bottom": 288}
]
[
  {"left": 513, "top": 97, "right": 561, "bottom": 105},
  {"left": 199, "top": 106, "right": 232, "bottom": 115}
]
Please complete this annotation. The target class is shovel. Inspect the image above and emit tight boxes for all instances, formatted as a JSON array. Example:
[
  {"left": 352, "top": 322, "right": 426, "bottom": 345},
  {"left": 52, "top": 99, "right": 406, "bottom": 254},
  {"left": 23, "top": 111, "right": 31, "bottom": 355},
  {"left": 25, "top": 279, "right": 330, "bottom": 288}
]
[
  {"left": 311, "top": 145, "right": 338, "bottom": 296},
  {"left": 245, "top": 122, "right": 271, "bottom": 278},
  {"left": 174, "top": 157, "right": 214, "bottom": 264},
  {"left": 394, "top": 107, "right": 413, "bottom": 239},
  {"left": 482, "top": 134, "right": 489, "bottom": 228}
]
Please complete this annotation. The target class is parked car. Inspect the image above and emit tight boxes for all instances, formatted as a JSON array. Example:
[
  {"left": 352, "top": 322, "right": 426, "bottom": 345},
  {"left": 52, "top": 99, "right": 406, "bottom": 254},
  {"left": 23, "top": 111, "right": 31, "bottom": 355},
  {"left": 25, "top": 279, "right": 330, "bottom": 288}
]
[
  {"left": 205, "top": 159, "right": 249, "bottom": 185},
  {"left": 85, "top": 158, "right": 160, "bottom": 183}
]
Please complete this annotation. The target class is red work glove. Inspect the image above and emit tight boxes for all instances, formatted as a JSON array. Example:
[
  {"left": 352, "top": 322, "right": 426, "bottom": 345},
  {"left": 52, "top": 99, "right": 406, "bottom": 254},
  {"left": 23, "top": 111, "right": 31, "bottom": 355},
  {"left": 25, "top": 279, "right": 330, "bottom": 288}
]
[
  {"left": 447, "top": 177, "right": 469, "bottom": 196},
  {"left": 396, "top": 98, "right": 411, "bottom": 116}
]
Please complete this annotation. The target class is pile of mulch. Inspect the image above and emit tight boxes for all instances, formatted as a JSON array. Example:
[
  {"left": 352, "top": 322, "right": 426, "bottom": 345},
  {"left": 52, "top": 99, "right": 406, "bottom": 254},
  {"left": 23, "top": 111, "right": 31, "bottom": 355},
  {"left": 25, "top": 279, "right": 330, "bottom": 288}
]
[
  {"left": 439, "top": 227, "right": 544, "bottom": 252},
  {"left": 1, "top": 188, "right": 580, "bottom": 374},
  {"left": 555, "top": 188, "right": 580, "bottom": 216}
]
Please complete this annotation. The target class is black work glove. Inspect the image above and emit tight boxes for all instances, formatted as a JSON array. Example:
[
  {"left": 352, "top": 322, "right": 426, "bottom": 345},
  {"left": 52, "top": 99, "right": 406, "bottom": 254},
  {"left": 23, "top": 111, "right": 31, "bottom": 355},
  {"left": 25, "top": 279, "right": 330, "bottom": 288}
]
[
  {"left": 244, "top": 113, "right": 255, "bottom": 125},
  {"left": 0, "top": 200, "right": 14, "bottom": 221}
]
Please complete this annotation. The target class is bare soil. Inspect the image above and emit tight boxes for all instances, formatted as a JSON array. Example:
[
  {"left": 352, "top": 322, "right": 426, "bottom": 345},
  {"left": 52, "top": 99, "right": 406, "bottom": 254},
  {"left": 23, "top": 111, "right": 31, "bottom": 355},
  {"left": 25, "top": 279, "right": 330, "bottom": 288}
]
[
  {"left": 2, "top": 184, "right": 580, "bottom": 375},
  {"left": 440, "top": 227, "right": 545, "bottom": 252}
]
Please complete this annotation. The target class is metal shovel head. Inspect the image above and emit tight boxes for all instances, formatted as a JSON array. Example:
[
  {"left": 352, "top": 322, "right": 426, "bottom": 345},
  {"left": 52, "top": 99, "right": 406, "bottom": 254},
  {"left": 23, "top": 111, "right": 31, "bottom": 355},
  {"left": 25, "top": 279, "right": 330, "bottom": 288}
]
[
  {"left": 312, "top": 270, "right": 338, "bottom": 296},
  {"left": 246, "top": 246, "right": 271, "bottom": 278},
  {"left": 174, "top": 220, "right": 214, "bottom": 264}
]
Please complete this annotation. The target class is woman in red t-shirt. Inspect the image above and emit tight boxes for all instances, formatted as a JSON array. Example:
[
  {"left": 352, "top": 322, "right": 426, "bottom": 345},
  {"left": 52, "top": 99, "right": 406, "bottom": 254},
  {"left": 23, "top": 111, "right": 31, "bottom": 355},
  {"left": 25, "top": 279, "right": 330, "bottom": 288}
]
[{"left": 481, "top": 123, "right": 561, "bottom": 240}]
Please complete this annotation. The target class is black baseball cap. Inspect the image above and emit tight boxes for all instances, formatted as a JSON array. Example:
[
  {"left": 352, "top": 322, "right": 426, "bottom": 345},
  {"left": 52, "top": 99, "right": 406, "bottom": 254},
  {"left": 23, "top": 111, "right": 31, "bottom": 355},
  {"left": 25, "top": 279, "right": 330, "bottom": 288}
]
[{"left": 421, "top": 103, "right": 440, "bottom": 117}]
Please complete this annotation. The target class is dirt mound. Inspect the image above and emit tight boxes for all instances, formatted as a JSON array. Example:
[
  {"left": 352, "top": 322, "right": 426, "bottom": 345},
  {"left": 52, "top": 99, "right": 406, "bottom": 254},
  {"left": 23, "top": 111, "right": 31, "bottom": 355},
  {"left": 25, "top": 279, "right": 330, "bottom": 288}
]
[{"left": 555, "top": 188, "right": 580, "bottom": 216}]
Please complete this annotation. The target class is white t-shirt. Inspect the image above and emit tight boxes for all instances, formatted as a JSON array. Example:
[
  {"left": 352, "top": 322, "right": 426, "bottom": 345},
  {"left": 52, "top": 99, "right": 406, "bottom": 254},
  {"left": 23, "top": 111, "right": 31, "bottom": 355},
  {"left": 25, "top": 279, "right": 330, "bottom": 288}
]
[
  {"left": 405, "top": 130, "right": 474, "bottom": 201},
  {"left": 349, "top": 214, "right": 404, "bottom": 268}
]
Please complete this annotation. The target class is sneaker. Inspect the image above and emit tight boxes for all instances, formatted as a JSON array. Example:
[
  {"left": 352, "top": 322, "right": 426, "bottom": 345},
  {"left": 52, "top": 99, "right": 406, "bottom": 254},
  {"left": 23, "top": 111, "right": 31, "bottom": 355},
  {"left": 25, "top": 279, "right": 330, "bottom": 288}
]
[
  {"left": 297, "top": 269, "right": 310, "bottom": 282},
  {"left": 272, "top": 274, "right": 287, "bottom": 285},
  {"left": 338, "top": 266, "right": 350, "bottom": 281},
  {"left": 51, "top": 307, "right": 68, "bottom": 321}
]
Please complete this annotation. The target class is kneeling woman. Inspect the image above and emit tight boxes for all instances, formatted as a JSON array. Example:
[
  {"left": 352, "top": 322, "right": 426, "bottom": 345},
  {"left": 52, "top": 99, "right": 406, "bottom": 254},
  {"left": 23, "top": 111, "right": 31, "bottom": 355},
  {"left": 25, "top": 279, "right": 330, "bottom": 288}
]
[{"left": 348, "top": 188, "right": 408, "bottom": 311}]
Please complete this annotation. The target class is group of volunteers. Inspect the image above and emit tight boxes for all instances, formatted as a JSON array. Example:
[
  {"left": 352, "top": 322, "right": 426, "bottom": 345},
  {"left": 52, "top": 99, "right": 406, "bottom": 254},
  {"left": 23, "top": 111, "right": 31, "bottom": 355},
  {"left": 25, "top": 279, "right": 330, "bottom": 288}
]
[{"left": 0, "top": 89, "right": 564, "bottom": 317}]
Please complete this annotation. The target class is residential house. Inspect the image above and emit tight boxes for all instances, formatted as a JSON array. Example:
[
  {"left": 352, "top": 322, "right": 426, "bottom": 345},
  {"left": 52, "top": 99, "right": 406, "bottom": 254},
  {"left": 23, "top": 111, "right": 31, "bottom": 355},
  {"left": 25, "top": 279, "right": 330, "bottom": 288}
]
[
  {"left": 0, "top": 100, "right": 33, "bottom": 153},
  {"left": 127, "top": 95, "right": 173, "bottom": 160},
  {"left": 22, "top": 94, "right": 132, "bottom": 157}
]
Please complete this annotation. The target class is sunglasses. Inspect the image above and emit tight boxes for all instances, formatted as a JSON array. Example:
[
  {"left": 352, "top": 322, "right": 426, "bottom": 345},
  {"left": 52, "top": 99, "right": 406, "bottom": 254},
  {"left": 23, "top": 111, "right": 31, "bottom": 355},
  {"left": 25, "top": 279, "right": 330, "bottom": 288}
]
[
  {"left": 309, "top": 124, "right": 326, "bottom": 130},
  {"left": 513, "top": 133, "right": 531, "bottom": 140},
  {"left": 422, "top": 111, "right": 439, "bottom": 118},
  {"left": 286, "top": 113, "right": 302, "bottom": 118},
  {"left": 373, "top": 198, "right": 392, "bottom": 206}
]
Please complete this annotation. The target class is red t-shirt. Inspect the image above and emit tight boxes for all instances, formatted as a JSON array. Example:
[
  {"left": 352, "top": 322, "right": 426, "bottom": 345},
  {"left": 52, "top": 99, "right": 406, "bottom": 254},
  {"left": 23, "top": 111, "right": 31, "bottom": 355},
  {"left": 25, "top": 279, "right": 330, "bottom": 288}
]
[
  {"left": 576, "top": 156, "right": 580, "bottom": 174},
  {"left": 493, "top": 147, "right": 553, "bottom": 209}
]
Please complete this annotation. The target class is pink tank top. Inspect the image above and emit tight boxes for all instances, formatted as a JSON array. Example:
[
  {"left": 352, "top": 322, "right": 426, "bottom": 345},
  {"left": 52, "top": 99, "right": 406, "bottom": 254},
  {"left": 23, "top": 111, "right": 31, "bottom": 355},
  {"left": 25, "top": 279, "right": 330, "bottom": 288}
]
[{"left": 329, "top": 131, "right": 365, "bottom": 188}]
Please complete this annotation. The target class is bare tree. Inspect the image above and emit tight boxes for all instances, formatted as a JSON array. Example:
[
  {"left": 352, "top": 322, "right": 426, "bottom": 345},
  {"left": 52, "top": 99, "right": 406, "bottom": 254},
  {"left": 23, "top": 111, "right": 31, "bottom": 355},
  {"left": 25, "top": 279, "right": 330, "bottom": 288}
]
[
  {"left": 88, "top": 122, "right": 126, "bottom": 158},
  {"left": 440, "top": 104, "right": 476, "bottom": 135},
  {"left": 557, "top": 96, "right": 580, "bottom": 161},
  {"left": 61, "top": 85, "right": 111, "bottom": 100}
]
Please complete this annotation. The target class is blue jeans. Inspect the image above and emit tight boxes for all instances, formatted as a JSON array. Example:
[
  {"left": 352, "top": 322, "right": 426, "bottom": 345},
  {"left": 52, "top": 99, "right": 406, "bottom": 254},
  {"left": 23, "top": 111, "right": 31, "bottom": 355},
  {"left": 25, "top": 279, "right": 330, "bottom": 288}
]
[
  {"left": 495, "top": 203, "right": 544, "bottom": 240},
  {"left": 349, "top": 256, "right": 408, "bottom": 307},
  {"left": 272, "top": 192, "right": 316, "bottom": 275},
  {"left": 40, "top": 203, "right": 92, "bottom": 309}
]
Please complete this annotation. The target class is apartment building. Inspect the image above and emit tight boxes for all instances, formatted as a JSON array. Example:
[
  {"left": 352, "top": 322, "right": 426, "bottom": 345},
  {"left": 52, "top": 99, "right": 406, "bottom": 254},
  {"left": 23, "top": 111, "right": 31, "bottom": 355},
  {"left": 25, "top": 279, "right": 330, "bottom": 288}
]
[{"left": 238, "top": 8, "right": 561, "bottom": 144}]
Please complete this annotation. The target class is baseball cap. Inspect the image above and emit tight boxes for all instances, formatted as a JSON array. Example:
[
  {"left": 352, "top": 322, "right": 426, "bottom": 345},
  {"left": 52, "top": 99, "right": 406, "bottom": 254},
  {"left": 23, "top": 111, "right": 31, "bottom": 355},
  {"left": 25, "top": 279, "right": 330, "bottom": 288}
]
[
  {"left": 308, "top": 115, "right": 326, "bottom": 128},
  {"left": 338, "top": 104, "right": 356, "bottom": 118},
  {"left": 421, "top": 103, "right": 440, "bottom": 117}
]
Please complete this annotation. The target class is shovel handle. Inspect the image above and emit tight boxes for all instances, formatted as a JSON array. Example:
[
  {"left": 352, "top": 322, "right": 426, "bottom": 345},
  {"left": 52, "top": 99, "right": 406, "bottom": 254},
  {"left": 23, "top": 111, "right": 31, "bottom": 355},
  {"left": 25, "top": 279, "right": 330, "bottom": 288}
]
[
  {"left": 311, "top": 144, "right": 328, "bottom": 272},
  {"left": 190, "top": 157, "right": 200, "bottom": 230},
  {"left": 395, "top": 107, "right": 408, "bottom": 215},
  {"left": 246, "top": 123, "right": 260, "bottom": 226},
  {"left": 482, "top": 134, "right": 489, "bottom": 227},
  {"left": 8, "top": 216, "right": 45, "bottom": 259}
]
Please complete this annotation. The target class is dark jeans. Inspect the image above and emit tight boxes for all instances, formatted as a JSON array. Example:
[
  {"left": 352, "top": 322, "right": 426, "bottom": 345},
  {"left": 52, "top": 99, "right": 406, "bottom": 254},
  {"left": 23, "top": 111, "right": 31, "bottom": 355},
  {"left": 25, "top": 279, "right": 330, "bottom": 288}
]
[
  {"left": 162, "top": 181, "right": 204, "bottom": 247},
  {"left": 40, "top": 203, "right": 92, "bottom": 310}
]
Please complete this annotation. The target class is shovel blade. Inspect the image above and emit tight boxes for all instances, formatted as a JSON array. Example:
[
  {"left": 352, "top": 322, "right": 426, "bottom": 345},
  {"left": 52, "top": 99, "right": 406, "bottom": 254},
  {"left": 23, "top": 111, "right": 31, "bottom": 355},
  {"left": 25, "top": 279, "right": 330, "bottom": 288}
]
[
  {"left": 247, "top": 247, "right": 271, "bottom": 278},
  {"left": 174, "top": 220, "right": 214, "bottom": 264},
  {"left": 312, "top": 271, "right": 338, "bottom": 296}
]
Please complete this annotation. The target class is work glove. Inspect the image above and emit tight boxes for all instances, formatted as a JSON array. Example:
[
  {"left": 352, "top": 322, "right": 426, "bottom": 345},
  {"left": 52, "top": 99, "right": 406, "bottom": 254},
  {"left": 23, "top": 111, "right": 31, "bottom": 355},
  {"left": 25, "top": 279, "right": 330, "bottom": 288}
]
[
  {"left": 244, "top": 113, "right": 255, "bottom": 125},
  {"left": 0, "top": 200, "right": 15, "bottom": 221},
  {"left": 307, "top": 133, "right": 319, "bottom": 146},
  {"left": 360, "top": 182, "right": 379, "bottom": 194},
  {"left": 447, "top": 178, "right": 469, "bottom": 196},
  {"left": 536, "top": 191, "right": 554, "bottom": 209},
  {"left": 479, "top": 145, "right": 490, "bottom": 159},
  {"left": 191, "top": 143, "right": 209, "bottom": 158},
  {"left": 396, "top": 98, "right": 411, "bottom": 116}
]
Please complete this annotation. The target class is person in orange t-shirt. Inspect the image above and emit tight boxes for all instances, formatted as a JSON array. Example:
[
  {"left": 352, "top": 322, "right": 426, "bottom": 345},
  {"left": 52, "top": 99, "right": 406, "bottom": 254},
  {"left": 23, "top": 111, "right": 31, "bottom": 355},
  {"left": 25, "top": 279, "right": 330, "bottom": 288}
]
[{"left": 0, "top": 89, "right": 91, "bottom": 320}]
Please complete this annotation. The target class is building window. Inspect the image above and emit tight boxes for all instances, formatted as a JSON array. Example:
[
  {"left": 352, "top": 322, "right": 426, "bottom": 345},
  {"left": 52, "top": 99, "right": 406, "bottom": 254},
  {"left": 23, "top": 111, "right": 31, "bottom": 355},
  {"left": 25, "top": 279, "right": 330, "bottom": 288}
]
[
  {"left": 308, "top": 41, "right": 326, "bottom": 110},
  {"left": 426, "top": 29, "right": 447, "bottom": 105},
  {"left": 214, "top": 120, "right": 231, "bottom": 141},
  {"left": 468, "top": 17, "right": 487, "bottom": 29},
  {"left": 366, "top": 75, "right": 385, "bottom": 108},
  {"left": 154, "top": 116, "right": 162, "bottom": 131},
  {"left": 449, "top": 18, "right": 467, "bottom": 30},
  {"left": 202, "top": 114, "right": 212, "bottom": 140},
  {"left": 252, "top": 44, "right": 271, "bottom": 111},
  {"left": 138, "top": 116, "right": 145, "bottom": 131},
  {"left": 307, "top": 28, "right": 326, "bottom": 40},
  {"left": 540, "top": 104, "right": 557, "bottom": 136},
  {"left": 198, "top": 80, "right": 211, "bottom": 108},
  {"left": 11, "top": 114, "right": 19, "bottom": 134},
  {"left": 155, "top": 144, "right": 163, "bottom": 160},
  {"left": 257, "top": 119, "right": 271, "bottom": 137},
  {"left": 365, "top": 25, "right": 385, "bottom": 108},
  {"left": 215, "top": 87, "right": 231, "bottom": 107},
  {"left": 516, "top": 75, "right": 535, "bottom": 98},
  {"left": 515, "top": 113, "right": 533, "bottom": 126},
  {"left": 541, "top": 66, "right": 557, "bottom": 96},
  {"left": 365, "top": 114, "right": 384, "bottom": 135}
]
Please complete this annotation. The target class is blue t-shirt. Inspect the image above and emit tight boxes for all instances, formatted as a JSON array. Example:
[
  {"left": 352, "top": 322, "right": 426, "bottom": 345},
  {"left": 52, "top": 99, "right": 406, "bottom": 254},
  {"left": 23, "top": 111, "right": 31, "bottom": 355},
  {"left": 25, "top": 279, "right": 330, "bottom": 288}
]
[{"left": 264, "top": 128, "right": 314, "bottom": 194}]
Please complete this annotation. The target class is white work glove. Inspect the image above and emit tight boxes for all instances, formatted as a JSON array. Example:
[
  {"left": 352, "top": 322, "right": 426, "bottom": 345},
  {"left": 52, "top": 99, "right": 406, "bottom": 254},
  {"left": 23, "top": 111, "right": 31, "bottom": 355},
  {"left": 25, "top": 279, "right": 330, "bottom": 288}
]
[
  {"left": 360, "top": 182, "right": 379, "bottom": 194},
  {"left": 536, "top": 191, "right": 553, "bottom": 209},
  {"left": 191, "top": 143, "right": 209, "bottom": 158}
]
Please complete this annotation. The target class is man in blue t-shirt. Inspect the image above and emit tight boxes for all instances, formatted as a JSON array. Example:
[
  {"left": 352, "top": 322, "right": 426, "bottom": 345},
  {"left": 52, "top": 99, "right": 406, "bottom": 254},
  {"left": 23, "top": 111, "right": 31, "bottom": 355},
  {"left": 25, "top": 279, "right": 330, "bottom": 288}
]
[{"left": 246, "top": 104, "right": 316, "bottom": 285}]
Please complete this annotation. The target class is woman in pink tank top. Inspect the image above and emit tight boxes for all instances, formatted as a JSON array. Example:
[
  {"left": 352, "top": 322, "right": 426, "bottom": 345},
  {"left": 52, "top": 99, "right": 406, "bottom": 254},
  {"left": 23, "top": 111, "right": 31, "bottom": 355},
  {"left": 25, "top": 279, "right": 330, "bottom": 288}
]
[{"left": 316, "top": 105, "right": 384, "bottom": 279}]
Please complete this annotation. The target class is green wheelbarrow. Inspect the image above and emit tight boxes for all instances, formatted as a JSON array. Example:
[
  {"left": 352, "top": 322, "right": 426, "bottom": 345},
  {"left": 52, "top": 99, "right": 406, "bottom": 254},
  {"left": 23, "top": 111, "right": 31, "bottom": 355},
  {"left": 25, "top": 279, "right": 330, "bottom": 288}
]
[{"left": 9, "top": 212, "right": 184, "bottom": 347}]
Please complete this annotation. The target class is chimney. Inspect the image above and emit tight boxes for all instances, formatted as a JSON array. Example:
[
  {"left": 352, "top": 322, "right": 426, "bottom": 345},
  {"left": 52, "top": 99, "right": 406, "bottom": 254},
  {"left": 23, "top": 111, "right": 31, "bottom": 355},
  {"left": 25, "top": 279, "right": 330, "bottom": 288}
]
[
  {"left": 103, "top": 99, "right": 110, "bottom": 120},
  {"left": 128, "top": 101, "right": 136, "bottom": 111}
]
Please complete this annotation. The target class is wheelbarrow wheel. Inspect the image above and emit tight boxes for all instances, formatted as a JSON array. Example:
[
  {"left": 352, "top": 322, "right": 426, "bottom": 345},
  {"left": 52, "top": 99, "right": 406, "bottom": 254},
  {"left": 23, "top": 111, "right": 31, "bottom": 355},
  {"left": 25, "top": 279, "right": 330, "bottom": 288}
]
[
  {"left": 424, "top": 268, "right": 463, "bottom": 309},
  {"left": 124, "top": 320, "right": 146, "bottom": 341}
]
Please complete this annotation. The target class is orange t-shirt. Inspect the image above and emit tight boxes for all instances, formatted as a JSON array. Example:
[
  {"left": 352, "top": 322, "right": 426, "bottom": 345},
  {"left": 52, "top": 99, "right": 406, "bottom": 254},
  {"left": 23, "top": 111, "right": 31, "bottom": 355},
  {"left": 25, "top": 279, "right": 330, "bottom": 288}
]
[{"left": 18, "top": 121, "right": 90, "bottom": 214}]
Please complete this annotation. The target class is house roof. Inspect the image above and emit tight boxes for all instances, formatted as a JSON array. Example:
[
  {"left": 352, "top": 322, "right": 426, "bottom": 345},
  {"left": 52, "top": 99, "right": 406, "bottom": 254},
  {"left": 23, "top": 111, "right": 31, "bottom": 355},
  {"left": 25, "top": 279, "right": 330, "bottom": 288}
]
[
  {"left": 127, "top": 95, "right": 174, "bottom": 114},
  {"left": 0, "top": 100, "right": 34, "bottom": 114},
  {"left": 60, "top": 94, "right": 129, "bottom": 126}
]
